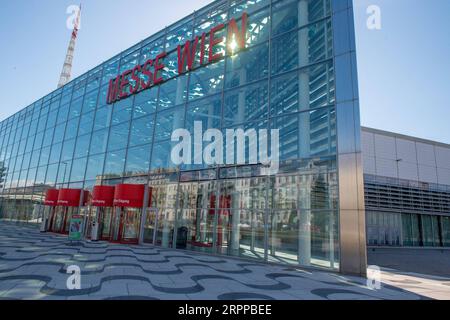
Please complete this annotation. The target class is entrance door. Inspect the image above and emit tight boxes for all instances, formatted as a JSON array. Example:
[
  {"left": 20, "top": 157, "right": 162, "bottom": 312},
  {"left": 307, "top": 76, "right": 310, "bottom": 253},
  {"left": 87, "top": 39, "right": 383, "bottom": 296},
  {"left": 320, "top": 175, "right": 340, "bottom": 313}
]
[
  {"left": 84, "top": 207, "right": 97, "bottom": 239},
  {"left": 143, "top": 208, "right": 158, "bottom": 244},
  {"left": 109, "top": 207, "right": 141, "bottom": 244},
  {"left": 50, "top": 207, "right": 67, "bottom": 233},
  {"left": 121, "top": 208, "right": 141, "bottom": 243},
  {"left": 99, "top": 207, "right": 113, "bottom": 240},
  {"left": 155, "top": 209, "right": 175, "bottom": 248},
  {"left": 50, "top": 207, "right": 76, "bottom": 234},
  {"left": 47, "top": 207, "right": 57, "bottom": 231}
]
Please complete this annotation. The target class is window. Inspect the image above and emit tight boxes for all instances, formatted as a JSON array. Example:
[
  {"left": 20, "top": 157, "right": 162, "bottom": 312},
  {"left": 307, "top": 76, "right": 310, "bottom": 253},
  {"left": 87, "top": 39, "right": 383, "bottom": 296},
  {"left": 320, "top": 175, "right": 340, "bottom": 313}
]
[{"left": 129, "top": 115, "right": 154, "bottom": 147}]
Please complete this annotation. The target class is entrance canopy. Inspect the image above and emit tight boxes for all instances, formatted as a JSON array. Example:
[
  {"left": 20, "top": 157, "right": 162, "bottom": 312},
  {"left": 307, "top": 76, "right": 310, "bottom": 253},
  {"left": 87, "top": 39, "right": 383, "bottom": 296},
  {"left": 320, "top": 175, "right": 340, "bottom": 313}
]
[
  {"left": 113, "top": 184, "right": 146, "bottom": 208},
  {"left": 91, "top": 186, "right": 115, "bottom": 207},
  {"left": 44, "top": 189, "right": 59, "bottom": 206},
  {"left": 57, "top": 188, "right": 89, "bottom": 207}
]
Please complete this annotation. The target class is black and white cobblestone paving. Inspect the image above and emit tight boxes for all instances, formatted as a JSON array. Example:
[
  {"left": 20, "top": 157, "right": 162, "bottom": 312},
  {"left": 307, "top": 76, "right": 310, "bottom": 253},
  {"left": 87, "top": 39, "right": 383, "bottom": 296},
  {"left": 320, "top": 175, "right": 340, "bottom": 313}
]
[{"left": 0, "top": 222, "right": 426, "bottom": 300}]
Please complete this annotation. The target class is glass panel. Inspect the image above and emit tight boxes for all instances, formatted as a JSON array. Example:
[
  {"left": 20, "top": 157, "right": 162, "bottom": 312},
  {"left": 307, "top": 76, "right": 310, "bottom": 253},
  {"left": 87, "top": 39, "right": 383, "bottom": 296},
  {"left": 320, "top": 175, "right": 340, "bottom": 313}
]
[
  {"left": 78, "top": 112, "right": 95, "bottom": 136},
  {"left": 271, "top": 108, "right": 335, "bottom": 160},
  {"left": 57, "top": 104, "right": 70, "bottom": 124},
  {"left": 129, "top": 115, "right": 154, "bottom": 147},
  {"left": 111, "top": 98, "right": 133, "bottom": 125},
  {"left": 46, "top": 110, "right": 58, "bottom": 129},
  {"left": 69, "top": 98, "right": 83, "bottom": 119},
  {"left": 57, "top": 161, "right": 71, "bottom": 184},
  {"left": 245, "top": 6, "right": 270, "bottom": 47},
  {"left": 272, "top": 0, "right": 299, "bottom": 36},
  {"left": 83, "top": 91, "right": 99, "bottom": 114},
  {"left": 271, "top": 20, "right": 332, "bottom": 76},
  {"left": 85, "top": 153, "right": 105, "bottom": 182},
  {"left": 53, "top": 123, "right": 66, "bottom": 144},
  {"left": 125, "top": 144, "right": 151, "bottom": 176},
  {"left": 89, "top": 129, "right": 109, "bottom": 155},
  {"left": 228, "top": 210, "right": 265, "bottom": 261},
  {"left": 223, "top": 80, "right": 268, "bottom": 126},
  {"left": 225, "top": 42, "right": 269, "bottom": 89},
  {"left": 155, "top": 209, "right": 176, "bottom": 248},
  {"left": 93, "top": 105, "right": 112, "bottom": 131},
  {"left": 158, "top": 76, "right": 188, "bottom": 109},
  {"left": 133, "top": 88, "right": 158, "bottom": 118},
  {"left": 154, "top": 106, "right": 185, "bottom": 141},
  {"left": 411, "top": 214, "right": 420, "bottom": 246},
  {"left": 49, "top": 143, "right": 62, "bottom": 164},
  {"left": 143, "top": 208, "right": 158, "bottom": 244},
  {"left": 185, "top": 94, "right": 222, "bottom": 132},
  {"left": 140, "top": 36, "right": 165, "bottom": 64},
  {"left": 108, "top": 122, "right": 130, "bottom": 151},
  {"left": 188, "top": 60, "right": 225, "bottom": 100},
  {"left": 421, "top": 215, "right": 434, "bottom": 247},
  {"left": 431, "top": 215, "right": 441, "bottom": 247},
  {"left": 102, "top": 58, "right": 120, "bottom": 85},
  {"left": 70, "top": 157, "right": 87, "bottom": 182},
  {"left": 64, "top": 117, "right": 80, "bottom": 140},
  {"left": 104, "top": 149, "right": 126, "bottom": 178},
  {"left": 442, "top": 217, "right": 450, "bottom": 247},
  {"left": 401, "top": 213, "right": 413, "bottom": 246},
  {"left": 166, "top": 20, "right": 194, "bottom": 52},
  {"left": 150, "top": 141, "right": 176, "bottom": 172},
  {"left": 74, "top": 134, "right": 91, "bottom": 158}
]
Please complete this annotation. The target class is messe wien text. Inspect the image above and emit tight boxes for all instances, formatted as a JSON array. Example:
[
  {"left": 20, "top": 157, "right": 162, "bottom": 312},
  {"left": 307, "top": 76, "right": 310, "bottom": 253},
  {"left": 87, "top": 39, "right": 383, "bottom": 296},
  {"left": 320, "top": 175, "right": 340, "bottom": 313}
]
[{"left": 107, "top": 12, "right": 248, "bottom": 104}]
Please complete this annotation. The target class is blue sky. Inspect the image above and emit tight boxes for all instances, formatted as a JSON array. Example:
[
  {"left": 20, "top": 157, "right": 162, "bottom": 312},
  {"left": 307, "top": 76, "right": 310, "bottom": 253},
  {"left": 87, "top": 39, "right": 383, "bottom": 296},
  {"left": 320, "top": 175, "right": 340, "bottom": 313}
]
[{"left": 0, "top": 0, "right": 449, "bottom": 143}]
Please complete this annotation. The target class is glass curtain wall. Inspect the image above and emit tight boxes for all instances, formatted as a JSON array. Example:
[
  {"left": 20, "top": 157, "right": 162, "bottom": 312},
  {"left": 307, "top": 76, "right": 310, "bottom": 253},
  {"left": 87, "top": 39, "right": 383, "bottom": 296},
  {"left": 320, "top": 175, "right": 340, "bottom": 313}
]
[
  {"left": 367, "top": 211, "right": 449, "bottom": 248},
  {"left": 0, "top": 0, "right": 340, "bottom": 269}
]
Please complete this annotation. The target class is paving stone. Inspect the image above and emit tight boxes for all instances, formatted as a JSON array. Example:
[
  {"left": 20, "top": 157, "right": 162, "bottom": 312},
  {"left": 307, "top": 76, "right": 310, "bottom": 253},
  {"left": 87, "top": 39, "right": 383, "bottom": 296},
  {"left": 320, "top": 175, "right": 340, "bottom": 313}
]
[{"left": 0, "top": 222, "right": 445, "bottom": 300}]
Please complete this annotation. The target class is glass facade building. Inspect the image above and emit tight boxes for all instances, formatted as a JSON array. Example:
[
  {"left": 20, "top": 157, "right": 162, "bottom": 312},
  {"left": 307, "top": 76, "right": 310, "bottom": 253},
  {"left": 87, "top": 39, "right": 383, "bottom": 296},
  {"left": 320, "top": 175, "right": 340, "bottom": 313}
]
[{"left": 0, "top": 0, "right": 366, "bottom": 274}]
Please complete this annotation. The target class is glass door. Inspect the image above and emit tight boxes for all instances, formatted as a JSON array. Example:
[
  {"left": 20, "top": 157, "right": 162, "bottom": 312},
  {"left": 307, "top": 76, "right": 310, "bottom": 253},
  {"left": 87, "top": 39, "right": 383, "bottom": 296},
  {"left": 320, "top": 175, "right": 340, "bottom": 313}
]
[
  {"left": 121, "top": 208, "right": 141, "bottom": 244},
  {"left": 84, "top": 207, "right": 97, "bottom": 239},
  {"left": 109, "top": 207, "right": 122, "bottom": 242},
  {"left": 108, "top": 207, "right": 141, "bottom": 244},
  {"left": 52, "top": 207, "right": 67, "bottom": 233},
  {"left": 62, "top": 207, "right": 77, "bottom": 234},
  {"left": 143, "top": 208, "right": 158, "bottom": 244},
  {"left": 47, "top": 207, "right": 57, "bottom": 231},
  {"left": 99, "top": 207, "right": 113, "bottom": 240},
  {"left": 155, "top": 209, "right": 175, "bottom": 248}
]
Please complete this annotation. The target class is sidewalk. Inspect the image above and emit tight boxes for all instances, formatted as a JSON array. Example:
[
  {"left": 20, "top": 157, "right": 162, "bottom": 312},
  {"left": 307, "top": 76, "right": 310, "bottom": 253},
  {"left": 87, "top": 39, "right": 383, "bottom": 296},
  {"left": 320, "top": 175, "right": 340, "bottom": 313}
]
[{"left": 0, "top": 222, "right": 434, "bottom": 300}]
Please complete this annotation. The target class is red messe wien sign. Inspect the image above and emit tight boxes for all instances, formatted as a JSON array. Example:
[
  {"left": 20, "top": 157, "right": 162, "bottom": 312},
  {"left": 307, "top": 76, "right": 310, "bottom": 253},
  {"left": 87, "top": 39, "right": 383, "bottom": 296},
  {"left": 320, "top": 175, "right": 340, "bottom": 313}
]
[{"left": 107, "top": 12, "right": 248, "bottom": 104}]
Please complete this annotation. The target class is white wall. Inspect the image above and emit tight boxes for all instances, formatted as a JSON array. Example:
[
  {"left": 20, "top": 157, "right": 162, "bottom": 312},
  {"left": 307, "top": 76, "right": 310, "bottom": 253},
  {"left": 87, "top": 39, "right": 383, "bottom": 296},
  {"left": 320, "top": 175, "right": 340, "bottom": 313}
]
[{"left": 362, "top": 128, "right": 450, "bottom": 185}]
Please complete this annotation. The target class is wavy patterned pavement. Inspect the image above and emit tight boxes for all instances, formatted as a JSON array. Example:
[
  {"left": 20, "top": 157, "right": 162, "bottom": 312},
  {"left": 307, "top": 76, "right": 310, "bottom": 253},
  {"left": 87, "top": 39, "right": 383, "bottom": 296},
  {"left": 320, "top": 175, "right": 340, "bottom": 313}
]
[{"left": 0, "top": 222, "right": 426, "bottom": 300}]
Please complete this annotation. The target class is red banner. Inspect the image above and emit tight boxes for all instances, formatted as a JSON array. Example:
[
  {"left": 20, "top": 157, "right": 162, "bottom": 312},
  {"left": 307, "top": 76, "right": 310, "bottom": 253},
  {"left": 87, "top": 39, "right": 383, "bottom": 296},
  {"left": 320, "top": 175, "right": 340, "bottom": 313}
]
[
  {"left": 44, "top": 189, "right": 59, "bottom": 206},
  {"left": 91, "top": 185, "right": 115, "bottom": 207},
  {"left": 113, "top": 184, "right": 146, "bottom": 208},
  {"left": 57, "top": 188, "right": 83, "bottom": 207}
]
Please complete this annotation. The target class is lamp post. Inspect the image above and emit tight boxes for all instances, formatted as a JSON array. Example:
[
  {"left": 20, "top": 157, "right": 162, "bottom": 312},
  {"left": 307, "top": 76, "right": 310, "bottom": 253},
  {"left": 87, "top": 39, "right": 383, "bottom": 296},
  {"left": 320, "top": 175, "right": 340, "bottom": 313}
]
[{"left": 62, "top": 162, "right": 68, "bottom": 188}]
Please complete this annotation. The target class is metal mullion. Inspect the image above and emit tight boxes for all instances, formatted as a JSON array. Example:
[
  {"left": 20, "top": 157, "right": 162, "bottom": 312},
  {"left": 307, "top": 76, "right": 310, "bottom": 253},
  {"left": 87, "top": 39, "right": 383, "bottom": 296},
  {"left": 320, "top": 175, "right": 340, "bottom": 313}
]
[
  {"left": 99, "top": 57, "right": 125, "bottom": 186},
  {"left": 262, "top": 0, "right": 274, "bottom": 263},
  {"left": 80, "top": 67, "right": 106, "bottom": 188}
]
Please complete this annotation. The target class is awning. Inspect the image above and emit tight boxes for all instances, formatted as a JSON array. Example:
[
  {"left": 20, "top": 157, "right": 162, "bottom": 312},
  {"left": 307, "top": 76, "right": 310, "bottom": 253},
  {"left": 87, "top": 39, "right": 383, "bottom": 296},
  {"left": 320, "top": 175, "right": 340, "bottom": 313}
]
[
  {"left": 113, "top": 184, "right": 146, "bottom": 208},
  {"left": 44, "top": 189, "right": 59, "bottom": 206},
  {"left": 57, "top": 189, "right": 89, "bottom": 207},
  {"left": 91, "top": 185, "right": 115, "bottom": 207}
]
